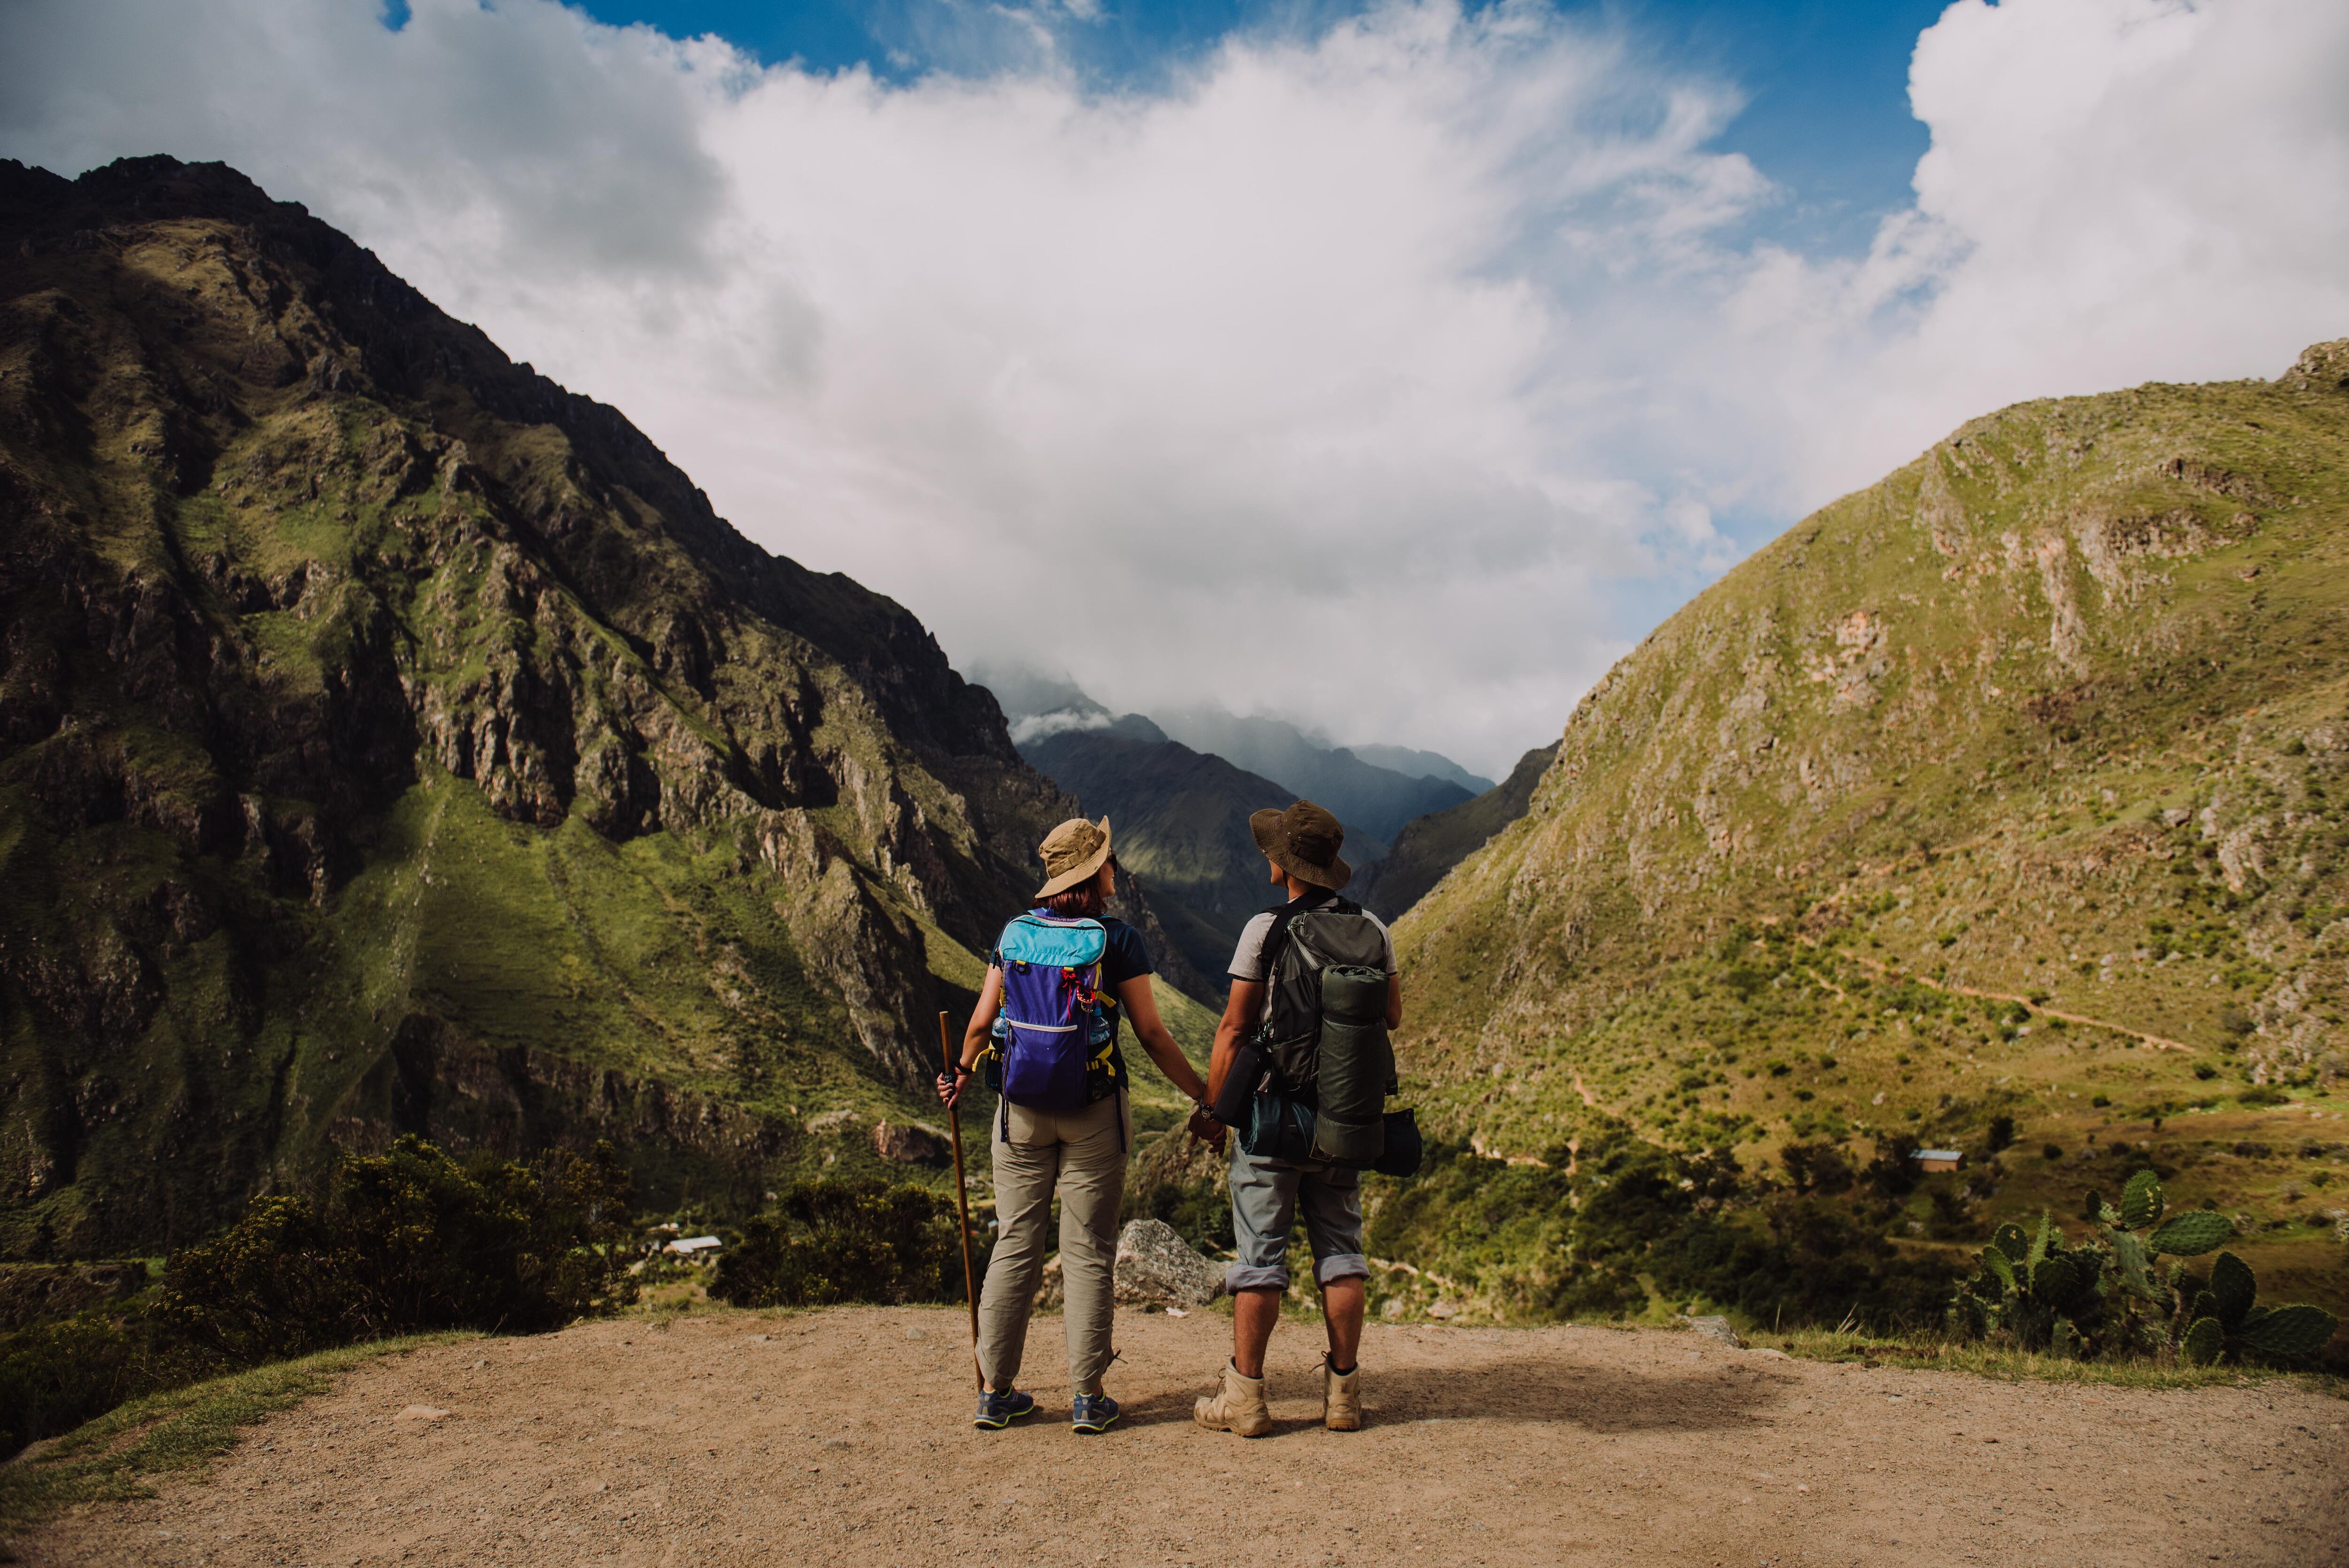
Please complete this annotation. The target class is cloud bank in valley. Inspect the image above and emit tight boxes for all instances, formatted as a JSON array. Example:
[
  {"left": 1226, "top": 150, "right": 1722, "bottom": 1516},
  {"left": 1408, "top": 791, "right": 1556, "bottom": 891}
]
[{"left": 4, "top": 0, "right": 2345, "bottom": 776}]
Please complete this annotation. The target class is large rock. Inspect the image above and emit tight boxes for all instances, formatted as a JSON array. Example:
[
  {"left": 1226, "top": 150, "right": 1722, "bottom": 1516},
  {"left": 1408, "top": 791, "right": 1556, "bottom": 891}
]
[
  {"left": 1113, "top": 1219, "right": 1222, "bottom": 1306},
  {"left": 872, "top": 1121, "right": 948, "bottom": 1164}
]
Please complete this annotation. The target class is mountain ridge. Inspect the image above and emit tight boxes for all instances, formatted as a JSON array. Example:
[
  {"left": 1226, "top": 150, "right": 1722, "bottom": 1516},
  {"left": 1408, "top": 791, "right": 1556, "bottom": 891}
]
[
  {"left": 0, "top": 155, "right": 1145, "bottom": 1250},
  {"left": 1379, "top": 344, "right": 2349, "bottom": 1327}
]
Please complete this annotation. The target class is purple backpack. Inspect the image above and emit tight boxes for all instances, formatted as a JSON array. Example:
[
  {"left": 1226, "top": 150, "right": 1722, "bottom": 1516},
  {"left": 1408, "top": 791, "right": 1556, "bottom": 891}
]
[{"left": 990, "top": 911, "right": 1118, "bottom": 1113}]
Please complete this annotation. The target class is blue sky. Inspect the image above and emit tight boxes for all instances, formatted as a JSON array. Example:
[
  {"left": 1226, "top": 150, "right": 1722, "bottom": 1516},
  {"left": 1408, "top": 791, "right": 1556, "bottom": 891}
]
[{"left": 567, "top": 0, "right": 1951, "bottom": 255}]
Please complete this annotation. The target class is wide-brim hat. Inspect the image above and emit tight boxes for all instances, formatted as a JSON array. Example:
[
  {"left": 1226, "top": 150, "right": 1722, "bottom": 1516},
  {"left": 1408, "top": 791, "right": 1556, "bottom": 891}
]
[
  {"left": 1034, "top": 815, "right": 1115, "bottom": 899},
  {"left": 1250, "top": 800, "right": 1352, "bottom": 890}
]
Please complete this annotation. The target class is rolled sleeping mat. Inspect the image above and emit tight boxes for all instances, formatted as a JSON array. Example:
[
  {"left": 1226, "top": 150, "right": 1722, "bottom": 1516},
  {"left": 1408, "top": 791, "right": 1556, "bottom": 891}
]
[
  {"left": 1317, "top": 963, "right": 1392, "bottom": 1130},
  {"left": 1321, "top": 964, "right": 1388, "bottom": 1025},
  {"left": 1316, "top": 1017, "right": 1390, "bottom": 1126}
]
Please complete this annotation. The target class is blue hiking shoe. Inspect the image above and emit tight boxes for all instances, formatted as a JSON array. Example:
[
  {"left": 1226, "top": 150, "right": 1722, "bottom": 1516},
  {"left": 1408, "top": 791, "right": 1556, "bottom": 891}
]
[
  {"left": 974, "top": 1389, "right": 1036, "bottom": 1429},
  {"left": 1070, "top": 1392, "right": 1120, "bottom": 1434}
]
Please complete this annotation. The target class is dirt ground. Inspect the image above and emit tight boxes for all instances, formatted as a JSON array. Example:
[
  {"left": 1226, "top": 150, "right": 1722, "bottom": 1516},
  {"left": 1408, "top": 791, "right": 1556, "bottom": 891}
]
[{"left": 20, "top": 1306, "right": 2349, "bottom": 1568}]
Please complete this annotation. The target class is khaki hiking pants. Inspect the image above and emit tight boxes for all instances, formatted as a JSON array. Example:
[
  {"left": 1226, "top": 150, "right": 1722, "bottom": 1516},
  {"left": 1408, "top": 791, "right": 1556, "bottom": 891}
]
[{"left": 976, "top": 1091, "right": 1130, "bottom": 1396}]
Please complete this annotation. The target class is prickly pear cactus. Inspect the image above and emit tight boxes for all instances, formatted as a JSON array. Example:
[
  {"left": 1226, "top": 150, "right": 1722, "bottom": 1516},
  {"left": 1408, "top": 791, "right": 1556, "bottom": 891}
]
[
  {"left": 2234, "top": 1305, "right": 2341, "bottom": 1359},
  {"left": 2146, "top": 1210, "right": 2232, "bottom": 1257},
  {"left": 2209, "top": 1250, "right": 2256, "bottom": 1330},
  {"left": 1951, "top": 1169, "right": 2340, "bottom": 1365}
]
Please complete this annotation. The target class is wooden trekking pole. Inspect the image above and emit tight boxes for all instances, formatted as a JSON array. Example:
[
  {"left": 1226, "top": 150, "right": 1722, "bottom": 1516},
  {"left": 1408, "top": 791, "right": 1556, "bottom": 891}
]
[{"left": 940, "top": 1010, "right": 983, "bottom": 1390}]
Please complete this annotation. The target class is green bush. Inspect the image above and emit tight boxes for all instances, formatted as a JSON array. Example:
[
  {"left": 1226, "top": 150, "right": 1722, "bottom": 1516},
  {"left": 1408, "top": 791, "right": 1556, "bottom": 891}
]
[
  {"left": 0, "top": 1137, "right": 636, "bottom": 1461},
  {"left": 161, "top": 1136, "right": 635, "bottom": 1362},
  {"left": 711, "top": 1180, "right": 977, "bottom": 1309},
  {"left": 1363, "top": 1130, "right": 1957, "bottom": 1332}
]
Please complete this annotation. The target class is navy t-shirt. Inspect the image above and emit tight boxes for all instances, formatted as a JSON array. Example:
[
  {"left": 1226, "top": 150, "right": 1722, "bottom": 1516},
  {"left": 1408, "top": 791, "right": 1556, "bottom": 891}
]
[{"left": 990, "top": 912, "right": 1153, "bottom": 1033}]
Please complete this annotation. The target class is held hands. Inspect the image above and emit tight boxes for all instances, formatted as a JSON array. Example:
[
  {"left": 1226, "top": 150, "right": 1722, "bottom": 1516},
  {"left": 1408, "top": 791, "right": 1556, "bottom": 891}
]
[
  {"left": 1185, "top": 1102, "right": 1227, "bottom": 1152},
  {"left": 936, "top": 1069, "right": 971, "bottom": 1109}
]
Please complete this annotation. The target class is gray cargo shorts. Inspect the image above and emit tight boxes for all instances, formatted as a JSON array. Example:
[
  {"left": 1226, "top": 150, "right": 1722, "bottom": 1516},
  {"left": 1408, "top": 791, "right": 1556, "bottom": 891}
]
[{"left": 1226, "top": 1144, "right": 1369, "bottom": 1293}]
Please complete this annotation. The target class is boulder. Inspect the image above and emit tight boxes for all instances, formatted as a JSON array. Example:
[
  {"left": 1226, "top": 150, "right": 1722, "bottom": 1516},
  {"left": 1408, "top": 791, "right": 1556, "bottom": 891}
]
[
  {"left": 1113, "top": 1219, "right": 1222, "bottom": 1307},
  {"left": 1681, "top": 1313, "right": 1746, "bottom": 1348},
  {"left": 872, "top": 1120, "right": 947, "bottom": 1164}
]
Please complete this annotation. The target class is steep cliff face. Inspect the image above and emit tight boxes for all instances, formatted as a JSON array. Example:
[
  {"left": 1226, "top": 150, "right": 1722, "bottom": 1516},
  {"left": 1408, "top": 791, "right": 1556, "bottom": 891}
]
[
  {"left": 1395, "top": 346, "right": 2349, "bottom": 1169},
  {"left": 0, "top": 157, "right": 1076, "bottom": 1252}
]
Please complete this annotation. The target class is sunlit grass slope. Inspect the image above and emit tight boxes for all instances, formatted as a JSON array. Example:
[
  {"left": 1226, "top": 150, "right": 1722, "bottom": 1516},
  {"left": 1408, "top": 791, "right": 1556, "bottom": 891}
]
[{"left": 1391, "top": 343, "right": 2349, "bottom": 1320}]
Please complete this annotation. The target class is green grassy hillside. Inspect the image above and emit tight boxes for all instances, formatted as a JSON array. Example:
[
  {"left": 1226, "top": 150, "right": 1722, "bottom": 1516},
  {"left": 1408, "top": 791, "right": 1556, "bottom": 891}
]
[{"left": 1388, "top": 343, "right": 2349, "bottom": 1329}]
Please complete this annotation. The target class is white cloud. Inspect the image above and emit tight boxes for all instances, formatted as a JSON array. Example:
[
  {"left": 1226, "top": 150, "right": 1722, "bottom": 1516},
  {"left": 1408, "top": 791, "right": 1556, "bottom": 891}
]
[
  {"left": 1740, "top": 0, "right": 2349, "bottom": 504},
  {"left": 3, "top": 0, "right": 2346, "bottom": 776}
]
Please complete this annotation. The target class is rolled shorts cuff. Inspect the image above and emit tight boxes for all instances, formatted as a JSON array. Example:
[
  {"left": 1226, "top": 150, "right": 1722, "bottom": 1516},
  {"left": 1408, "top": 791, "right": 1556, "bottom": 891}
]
[
  {"left": 1226, "top": 1262, "right": 1289, "bottom": 1292},
  {"left": 1315, "top": 1252, "right": 1369, "bottom": 1285}
]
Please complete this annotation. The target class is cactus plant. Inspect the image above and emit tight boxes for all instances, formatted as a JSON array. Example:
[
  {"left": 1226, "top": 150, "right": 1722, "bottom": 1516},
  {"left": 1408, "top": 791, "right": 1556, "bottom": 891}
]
[
  {"left": 2145, "top": 1211, "right": 2232, "bottom": 1256},
  {"left": 1945, "top": 1169, "right": 2341, "bottom": 1365},
  {"left": 2233, "top": 1304, "right": 2339, "bottom": 1358}
]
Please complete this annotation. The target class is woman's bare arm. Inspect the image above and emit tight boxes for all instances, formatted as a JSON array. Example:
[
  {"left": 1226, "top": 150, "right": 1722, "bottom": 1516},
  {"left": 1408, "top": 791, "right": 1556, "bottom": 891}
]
[
  {"left": 936, "top": 967, "right": 1003, "bottom": 1107},
  {"left": 1115, "top": 975, "right": 1209, "bottom": 1103}
]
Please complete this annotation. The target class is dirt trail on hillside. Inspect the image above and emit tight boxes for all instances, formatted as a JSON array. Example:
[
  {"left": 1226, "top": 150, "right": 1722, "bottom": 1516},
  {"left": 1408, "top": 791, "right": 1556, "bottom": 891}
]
[{"left": 22, "top": 1308, "right": 2348, "bottom": 1568}]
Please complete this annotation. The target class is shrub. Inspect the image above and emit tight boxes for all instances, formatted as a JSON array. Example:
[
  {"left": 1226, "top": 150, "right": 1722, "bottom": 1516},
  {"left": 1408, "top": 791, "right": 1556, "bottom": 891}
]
[
  {"left": 1987, "top": 1114, "right": 2017, "bottom": 1153},
  {"left": 1364, "top": 1130, "right": 1958, "bottom": 1333},
  {"left": 1779, "top": 1141, "right": 1854, "bottom": 1195},
  {"left": 712, "top": 1180, "right": 976, "bottom": 1309},
  {"left": 161, "top": 1137, "right": 636, "bottom": 1362},
  {"left": 0, "top": 1137, "right": 635, "bottom": 1461}
]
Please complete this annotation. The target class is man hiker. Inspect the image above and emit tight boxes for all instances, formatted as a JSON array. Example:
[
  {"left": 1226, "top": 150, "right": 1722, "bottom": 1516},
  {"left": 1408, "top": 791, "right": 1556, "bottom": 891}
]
[{"left": 1195, "top": 800, "right": 1401, "bottom": 1437}]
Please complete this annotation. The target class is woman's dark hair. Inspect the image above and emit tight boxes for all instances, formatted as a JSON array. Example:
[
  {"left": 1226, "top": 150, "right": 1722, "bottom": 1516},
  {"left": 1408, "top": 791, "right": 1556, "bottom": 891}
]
[{"left": 1042, "top": 860, "right": 1112, "bottom": 918}]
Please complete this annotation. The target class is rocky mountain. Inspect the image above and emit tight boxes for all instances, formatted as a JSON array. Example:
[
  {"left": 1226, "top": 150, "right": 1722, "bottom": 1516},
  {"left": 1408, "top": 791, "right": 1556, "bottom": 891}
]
[
  {"left": 0, "top": 156, "right": 1127, "bottom": 1254},
  {"left": 1388, "top": 345, "right": 2349, "bottom": 1321},
  {"left": 1348, "top": 743, "right": 1493, "bottom": 796},
  {"left": 1151, "top": 706, "right": 1475, "bottom": 844},
  {"left": 1019, "top": 728, "right": 1294, "bottom": 989},
  {"left": 1352, "top": 741, "right": 1559, "bottom": 920}
]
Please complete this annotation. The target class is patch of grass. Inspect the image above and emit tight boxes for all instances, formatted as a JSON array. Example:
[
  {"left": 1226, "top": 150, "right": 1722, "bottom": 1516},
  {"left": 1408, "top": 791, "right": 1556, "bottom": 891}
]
[
  {"left": 0, "top": 1334, "right": 473, "bottom": 1534},
  {"left": 1749, "top": 1326, "right": 2345, "bottom": 1392}
]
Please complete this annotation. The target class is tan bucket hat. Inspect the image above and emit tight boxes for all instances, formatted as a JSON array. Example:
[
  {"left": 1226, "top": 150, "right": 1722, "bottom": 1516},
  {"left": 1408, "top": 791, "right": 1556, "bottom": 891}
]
[
  {"left": 1249, "top": 800, "right": 1352, "bottom": 890},
  {"left": 1034, "top": 815, "right": 1115, "bottom": 899}
]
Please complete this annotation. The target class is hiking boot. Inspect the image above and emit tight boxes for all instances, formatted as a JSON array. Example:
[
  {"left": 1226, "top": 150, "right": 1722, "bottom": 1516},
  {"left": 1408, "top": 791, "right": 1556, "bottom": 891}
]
[
  {"left": 1322, "top": 1357, "right": 1361, "bottom": 1431},
  {"left": 1192, "top": 1361, "right": 1272, "bottom": 1437},
  {"left": 974, "top": 1389, "right": 1036, "bottom": 1429},
  {"left": 1070, "top": 1392, "right": 1120, "bottom": 1434}
]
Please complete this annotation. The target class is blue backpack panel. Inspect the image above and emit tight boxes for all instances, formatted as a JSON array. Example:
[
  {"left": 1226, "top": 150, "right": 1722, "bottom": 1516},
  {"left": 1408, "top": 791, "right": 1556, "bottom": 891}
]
[{"left": 991, "top": 912, "right": 1118, "bottom": 1112}]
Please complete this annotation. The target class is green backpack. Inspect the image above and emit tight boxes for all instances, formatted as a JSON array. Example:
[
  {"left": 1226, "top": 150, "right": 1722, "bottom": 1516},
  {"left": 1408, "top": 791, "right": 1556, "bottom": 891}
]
[{"left": 1253, "top": 895, "right": 1396, "bottom": 1167}]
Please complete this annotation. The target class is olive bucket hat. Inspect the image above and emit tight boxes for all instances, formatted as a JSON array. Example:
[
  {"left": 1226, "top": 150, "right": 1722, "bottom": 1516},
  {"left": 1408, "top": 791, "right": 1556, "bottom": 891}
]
[
  {"left": 1034, "top": 815, "right": 1115, "bottom": 900},
  {"left": 1249, "top": 800, "right": 1352, "bottom": 890}
]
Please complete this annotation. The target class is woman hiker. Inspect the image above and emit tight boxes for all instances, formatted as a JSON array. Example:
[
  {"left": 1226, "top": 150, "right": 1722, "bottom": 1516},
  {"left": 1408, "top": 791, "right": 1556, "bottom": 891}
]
[{"left": 937, "top": 815, "right": 1222, "bottom": 1434}]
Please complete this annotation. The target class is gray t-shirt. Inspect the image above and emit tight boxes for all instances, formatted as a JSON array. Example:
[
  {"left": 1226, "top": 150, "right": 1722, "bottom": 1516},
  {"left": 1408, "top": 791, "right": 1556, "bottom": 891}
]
[{"left": 1227, "top": 904, "right": 1398, "bottom": 983}]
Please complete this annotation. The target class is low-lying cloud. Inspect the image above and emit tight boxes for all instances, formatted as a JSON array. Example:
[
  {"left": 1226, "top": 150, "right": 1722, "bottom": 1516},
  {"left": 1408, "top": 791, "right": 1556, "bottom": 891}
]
[{"left": 4, "top": 0, "right": 2344, "bottom": 776}]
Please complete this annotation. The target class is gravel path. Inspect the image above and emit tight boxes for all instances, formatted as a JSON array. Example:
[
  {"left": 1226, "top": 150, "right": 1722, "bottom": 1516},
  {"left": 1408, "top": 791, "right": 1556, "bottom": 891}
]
[{"left": 22, "top": 1307, "right": 2348, "bottom": 1567}]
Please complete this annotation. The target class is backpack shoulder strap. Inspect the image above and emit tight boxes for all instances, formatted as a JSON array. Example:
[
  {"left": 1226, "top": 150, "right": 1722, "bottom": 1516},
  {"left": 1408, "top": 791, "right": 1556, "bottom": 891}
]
[{"left": 1255, "top": 890, "right": 1340, "bottom": 986}]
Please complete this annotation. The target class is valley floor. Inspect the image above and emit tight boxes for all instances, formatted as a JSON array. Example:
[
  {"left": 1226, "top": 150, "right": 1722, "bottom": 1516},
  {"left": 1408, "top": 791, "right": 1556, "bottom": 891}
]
[{"left": 19, "top": 1307, "right": 2347, "bottom": 1568}]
